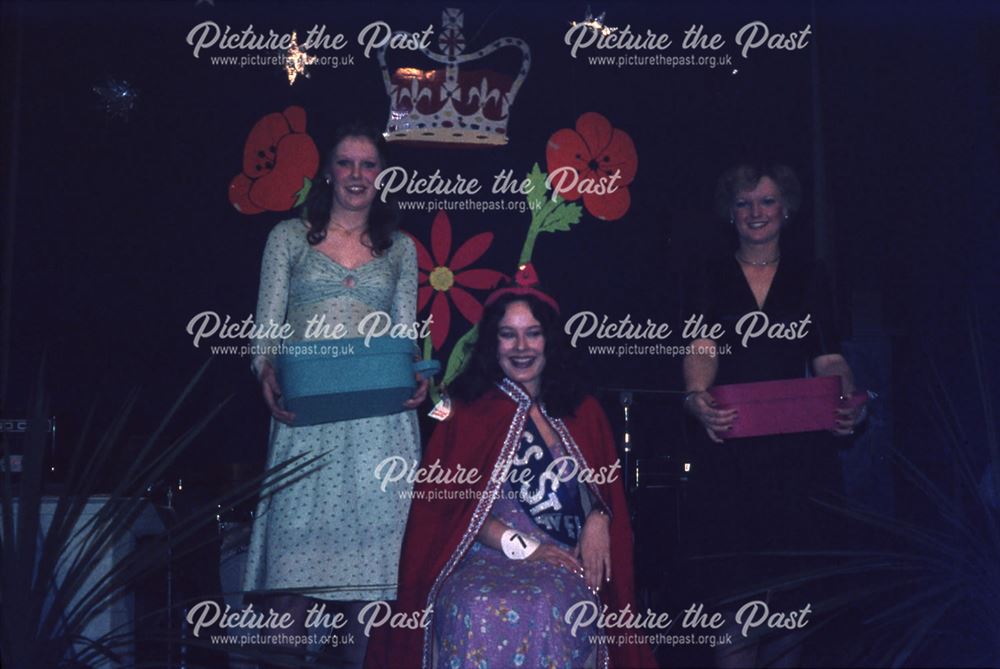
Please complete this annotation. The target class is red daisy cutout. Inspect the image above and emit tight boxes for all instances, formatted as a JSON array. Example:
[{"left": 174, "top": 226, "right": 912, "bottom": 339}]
[
  {"left": 545, "top": 112, "right": 638, "bottom": 221},
  {"left": 229, "top": 106, "right": 319, "bottom": 214},
  {"left": 410, "top": 210, "right": 505, "bottom": 350}
]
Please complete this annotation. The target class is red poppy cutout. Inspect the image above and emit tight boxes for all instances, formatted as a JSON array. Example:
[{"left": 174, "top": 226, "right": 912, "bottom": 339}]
[
  {"left": 545, "top": 112, "right": 638, "bottom": 221},
  {"left": 513, "top": 263, "right": 539, "bottom": 287},
  {"left": 229, "top": 106, "right": 320, "bottom": 214},
  {"left": 410, "top": 210, "right": 505, "bottom": 350}
]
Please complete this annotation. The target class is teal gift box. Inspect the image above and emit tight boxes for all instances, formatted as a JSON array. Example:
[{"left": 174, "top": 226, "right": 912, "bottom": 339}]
[{"left": 276, "top": 337, "right": 440, "bottom": 427}]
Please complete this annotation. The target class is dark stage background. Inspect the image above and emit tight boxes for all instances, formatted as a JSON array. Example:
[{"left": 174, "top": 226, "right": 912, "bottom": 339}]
[
  {"left": 4, "top": 0, "right": 996, "bottom": 468},
  {"left": 1, "top": 0, "right": 998, "bottom": 663}
]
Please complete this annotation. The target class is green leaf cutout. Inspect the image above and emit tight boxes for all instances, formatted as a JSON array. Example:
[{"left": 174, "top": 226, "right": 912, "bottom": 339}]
[
  {"left": 525, "top": 163, "right": 548, "bottom": 214},
  {"left": 538, "top": 202, "right": 583, "bottom": 233},
  {"left": 443, "top": 324, "right": 479, "bottom": 387},
  {"left": 293, "top": 176, "right": 312, "bottom": 208}
]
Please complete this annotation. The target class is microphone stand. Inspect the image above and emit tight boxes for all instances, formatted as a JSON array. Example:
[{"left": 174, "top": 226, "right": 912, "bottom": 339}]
[{"left": 619, "top": 391, "right": 635, "bottom": 497}]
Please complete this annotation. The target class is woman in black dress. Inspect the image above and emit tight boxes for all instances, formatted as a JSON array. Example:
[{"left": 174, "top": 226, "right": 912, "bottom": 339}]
[{"left": 682, "top": 164, "right": 866, "bottom": 667}]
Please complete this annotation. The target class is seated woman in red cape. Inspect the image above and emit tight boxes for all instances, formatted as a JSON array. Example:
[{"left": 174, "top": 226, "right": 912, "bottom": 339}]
[{"left": 367, "top": 276, "right": 657, "bottom": 668}]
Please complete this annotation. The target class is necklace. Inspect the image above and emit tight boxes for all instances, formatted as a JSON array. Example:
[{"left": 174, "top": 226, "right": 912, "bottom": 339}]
[
  {"left": 327, "top": 219, "right": 366, "bottom": 236},
  {"left": 735, "top": 252, "right": 780, "bottom": 267}
]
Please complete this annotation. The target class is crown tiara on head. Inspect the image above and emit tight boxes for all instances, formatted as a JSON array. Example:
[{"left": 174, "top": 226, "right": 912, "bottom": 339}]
[
  {"left": 377, "top": 8, "right": 531, "bottom": 147},
  {"left": 483, "top": 263, "right": 560, "bottom": 314}
]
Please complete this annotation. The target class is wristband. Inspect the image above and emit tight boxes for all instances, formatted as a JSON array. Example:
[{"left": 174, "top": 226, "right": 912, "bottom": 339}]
[{"left": 500, "top": 528, "right": 539, "bottom": 560}]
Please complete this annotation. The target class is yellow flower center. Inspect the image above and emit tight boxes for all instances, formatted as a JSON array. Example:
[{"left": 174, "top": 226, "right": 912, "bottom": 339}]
[{"left": 429, "top": 266, "right": 455, "bottom": 291}]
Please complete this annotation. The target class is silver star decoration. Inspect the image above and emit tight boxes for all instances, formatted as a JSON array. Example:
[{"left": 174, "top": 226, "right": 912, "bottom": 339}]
[
  {"left": 284, "top": 31, "right": 317, "bottom": 85},
  {"left": 571, "top": 5, "right": 615, "bottom": 37},
  {"left": 92, "top": 77, "right": 139, "bottom": 120}
]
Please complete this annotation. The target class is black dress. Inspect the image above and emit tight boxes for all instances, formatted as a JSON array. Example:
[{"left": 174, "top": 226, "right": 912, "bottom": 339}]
[{"left": 685, "top": 254, "right": 846, "bottom": 602}]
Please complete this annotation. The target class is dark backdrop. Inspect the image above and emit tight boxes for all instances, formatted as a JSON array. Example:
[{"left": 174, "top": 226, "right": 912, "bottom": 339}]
[{"left": 1, "top": 0, "right": 997, "bottom": 480}]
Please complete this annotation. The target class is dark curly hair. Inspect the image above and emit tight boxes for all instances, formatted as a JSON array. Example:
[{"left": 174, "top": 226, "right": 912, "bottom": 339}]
[
  {"left": 301, "top": 122, "right": 398, "bottom": 255},
  {"left": 713, "top": 163, "right": 802, "bottom": 222},
  {"left": 447, "top": 292, "right": 587, "bottom": 418}
]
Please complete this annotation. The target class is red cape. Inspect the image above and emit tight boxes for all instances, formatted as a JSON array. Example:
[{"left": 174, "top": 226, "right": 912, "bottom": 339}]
[{"left": 366, "top": 380, "right": 658, "bottom": 668}]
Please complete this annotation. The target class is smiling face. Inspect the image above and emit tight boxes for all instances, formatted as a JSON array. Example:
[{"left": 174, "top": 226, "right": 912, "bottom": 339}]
[
  {"left": 329, "top": 135, "right": 381, "bottom": 214},
  {"left": 496, "top": 300, "right": 546, "bottom": 398},
  {"left": 732, "top": 176, "right": 786, "bottom": 246}
]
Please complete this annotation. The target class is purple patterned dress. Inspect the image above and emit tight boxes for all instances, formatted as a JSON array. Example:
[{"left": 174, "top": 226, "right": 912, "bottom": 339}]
[{"left": 432, "top": 421, "right": 599, "bottom": 668}]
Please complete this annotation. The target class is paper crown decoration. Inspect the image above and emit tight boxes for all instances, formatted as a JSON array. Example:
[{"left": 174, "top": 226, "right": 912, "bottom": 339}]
[{"left": 377, "top": 8, "right": 531, "bottom": 147}]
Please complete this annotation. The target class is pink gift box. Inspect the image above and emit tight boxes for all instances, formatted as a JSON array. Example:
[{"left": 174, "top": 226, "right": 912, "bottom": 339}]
[{"left": 709, "top": 376, "right": 867, "bottom": 439}]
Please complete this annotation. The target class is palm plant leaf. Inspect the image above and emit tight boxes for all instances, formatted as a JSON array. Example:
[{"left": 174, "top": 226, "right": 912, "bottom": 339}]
[
  {"left": 691, "top": 312, "right": 1000, "bottom": 667},
  {"left": 1, "top": 360, "right": 328, "bottom": 668}
]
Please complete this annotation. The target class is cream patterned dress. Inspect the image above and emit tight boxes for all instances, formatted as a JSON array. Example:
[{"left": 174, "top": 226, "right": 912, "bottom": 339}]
[{"left": 243, "top": 218, "right": 420, "bottom": 601}]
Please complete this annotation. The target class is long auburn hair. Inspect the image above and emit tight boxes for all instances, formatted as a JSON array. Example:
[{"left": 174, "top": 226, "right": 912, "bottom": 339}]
[{"left": 301, "top": 122, "right": 398, "bottom": 255}]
